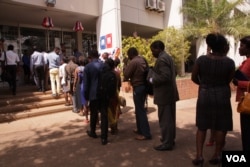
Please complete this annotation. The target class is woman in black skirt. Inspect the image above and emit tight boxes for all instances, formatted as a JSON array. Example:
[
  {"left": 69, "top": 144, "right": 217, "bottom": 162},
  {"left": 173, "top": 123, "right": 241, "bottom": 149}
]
[{"left": 191, "top": 33, "right": 235, "bottom": 166}]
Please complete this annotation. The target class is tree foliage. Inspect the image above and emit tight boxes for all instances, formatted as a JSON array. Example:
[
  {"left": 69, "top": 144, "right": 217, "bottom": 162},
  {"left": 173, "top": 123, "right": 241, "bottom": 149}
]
[
  {"left": 121, "top": 36, "right": 155, "bottom": 66},
  {"left": 121, "top": 27, "right": 190, "bottom": 76},
  {"left": 152, "top": 27, "right": 191, "bottom": 68},
  {"left": 181, "top": 0, "right": 250, "bottom": 41}
]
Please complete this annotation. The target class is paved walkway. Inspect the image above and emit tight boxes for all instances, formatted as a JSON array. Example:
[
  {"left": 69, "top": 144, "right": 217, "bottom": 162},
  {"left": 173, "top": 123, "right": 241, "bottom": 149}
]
[{"left": 0, "top": 91, "right": 242, "bottom": 167}]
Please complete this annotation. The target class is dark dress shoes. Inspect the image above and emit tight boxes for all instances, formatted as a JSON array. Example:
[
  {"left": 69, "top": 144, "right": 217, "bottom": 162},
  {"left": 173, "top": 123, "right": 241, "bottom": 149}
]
[
  {"left": 101, "top": 138, "right": 108, "bottom": 145},
  {"left": 154, "top": 144, "right": 173, "bottom": 151},
  {"left": 160, "top": 138, "right": 175, "bottom": 146},
  {"left": 86, "top": 130, "right": 98, "bottom": 138}
]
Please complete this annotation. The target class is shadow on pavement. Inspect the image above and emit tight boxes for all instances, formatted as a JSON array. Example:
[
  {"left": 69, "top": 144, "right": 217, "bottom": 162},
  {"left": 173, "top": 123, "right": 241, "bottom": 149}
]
[{"left": 0, "top": 106, "right": 242, "bottom": 167}]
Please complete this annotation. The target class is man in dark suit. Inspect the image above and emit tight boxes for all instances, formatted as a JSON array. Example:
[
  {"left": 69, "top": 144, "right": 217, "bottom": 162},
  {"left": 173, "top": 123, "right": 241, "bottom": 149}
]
[
  {"left": 149, "top": 40, "right": 179, "bottom": 151},
  {"left": 84, "top": 50, "right": 109, "bottom": 145}
]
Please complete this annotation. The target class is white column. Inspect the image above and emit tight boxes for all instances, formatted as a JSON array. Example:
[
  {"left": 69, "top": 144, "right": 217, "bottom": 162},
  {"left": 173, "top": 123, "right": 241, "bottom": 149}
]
[
  {"left": 164, "top": 0, "right": 183, "bottom": 28},
  {"left": 96, "top": 0, "right": 122, "bottom": 59},
  {"left": 196, "top": 38, "right": 207, "bottom": 58}
]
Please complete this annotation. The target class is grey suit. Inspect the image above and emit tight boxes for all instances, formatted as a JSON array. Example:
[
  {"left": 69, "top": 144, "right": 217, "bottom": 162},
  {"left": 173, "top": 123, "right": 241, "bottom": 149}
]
[{"left": 151, "top": 51, "right": 179, "bottom": 147}]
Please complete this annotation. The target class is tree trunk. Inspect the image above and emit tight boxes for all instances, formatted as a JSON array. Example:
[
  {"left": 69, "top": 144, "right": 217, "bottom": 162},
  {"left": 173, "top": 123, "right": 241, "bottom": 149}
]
[{"left": 177, "top": 60, "right": 185, "bottom": 77}]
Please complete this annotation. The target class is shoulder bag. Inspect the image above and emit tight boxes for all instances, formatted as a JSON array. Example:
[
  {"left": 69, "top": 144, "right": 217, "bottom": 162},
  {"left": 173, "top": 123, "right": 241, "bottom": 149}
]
[
  {"left": 237, "top": 82, "right": 250, "bottom": 114},
  {"left": 1, "top": 51, "right": 11, "bottom": 82}
]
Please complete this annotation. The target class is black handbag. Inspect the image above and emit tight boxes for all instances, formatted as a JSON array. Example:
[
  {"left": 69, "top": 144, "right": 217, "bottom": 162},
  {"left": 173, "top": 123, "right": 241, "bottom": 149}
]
[
  {"left": 1, "top": 69, "right": 11, "bottom": 81},
  {"left": 146, "top": 67, "right": 154, "bottom": 96},
  {"left": 1, "top": 51, "right": 11, "bottom": 81}
]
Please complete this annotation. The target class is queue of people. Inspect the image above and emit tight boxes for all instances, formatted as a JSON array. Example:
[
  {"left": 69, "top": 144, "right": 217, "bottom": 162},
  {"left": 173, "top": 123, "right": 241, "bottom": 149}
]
[
  {"left": 190, "top": 34, "right": 250, "bottom": 166},
  {"left": 1, "top": 34, "right": 250, "bottom": 166},
  {"left": 113, "top": 34, "right": 250, "bottom": 167}
]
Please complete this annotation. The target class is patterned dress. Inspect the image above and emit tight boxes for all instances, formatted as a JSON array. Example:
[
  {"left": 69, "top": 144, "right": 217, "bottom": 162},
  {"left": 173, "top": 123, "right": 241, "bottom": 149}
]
[{"left": 194, "top": 55, "right": 235, "bottom": 131}]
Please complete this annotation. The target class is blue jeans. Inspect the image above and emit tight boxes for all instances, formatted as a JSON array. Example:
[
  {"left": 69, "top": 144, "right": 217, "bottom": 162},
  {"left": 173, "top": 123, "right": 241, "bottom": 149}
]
[{"left": 133, "top": 85, "right": 151, "bottom": 138}]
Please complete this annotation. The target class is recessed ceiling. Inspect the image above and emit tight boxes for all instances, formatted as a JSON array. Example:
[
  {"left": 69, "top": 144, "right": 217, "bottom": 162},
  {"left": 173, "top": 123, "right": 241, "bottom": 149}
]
[{"left": 0, "top": 1, "right": 161, "bottom": 38}]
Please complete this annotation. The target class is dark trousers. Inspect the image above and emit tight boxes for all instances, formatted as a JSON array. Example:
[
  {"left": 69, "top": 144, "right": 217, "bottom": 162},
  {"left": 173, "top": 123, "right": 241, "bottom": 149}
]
[
  {"left": 100, "top": 101, "right": 109, "bottom": 140},
  {"left": 158, "top": 103, "right": 176, "bottom": 147},
  {"left": 6, "top": 65, "right": 17, "bottom": 95},
  {"left": 89, "top": 99, "right": 100, "bottom": 134},
  {"left": 34, "top": 65, "right": 45, "bottom": 91},
  {"left": 240, "top": 113, "right": 250, "bottom": 151},
  {"left": 133, "top": 85, "right": 151, "bottom": 138},
  {"left": 89, "top": 99, "right": 108, "bottom": 140}
]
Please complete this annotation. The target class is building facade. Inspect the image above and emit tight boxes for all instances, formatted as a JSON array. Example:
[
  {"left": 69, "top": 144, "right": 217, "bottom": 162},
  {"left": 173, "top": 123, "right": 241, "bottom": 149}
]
[
  {"left": 0, "top": 0, "right": 248, "bottom": 68},
  {"left": 0, "top": 0, "right": 183, "bottom": 58}
]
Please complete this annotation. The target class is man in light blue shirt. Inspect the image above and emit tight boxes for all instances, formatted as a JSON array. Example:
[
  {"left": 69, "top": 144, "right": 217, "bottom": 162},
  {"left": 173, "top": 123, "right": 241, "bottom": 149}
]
[{"left": 30, "top": 46, "right": 45, "bottom": 92}]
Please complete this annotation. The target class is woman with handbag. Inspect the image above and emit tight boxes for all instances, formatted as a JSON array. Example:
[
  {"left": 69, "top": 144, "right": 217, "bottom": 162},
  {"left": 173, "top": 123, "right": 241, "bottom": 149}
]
[{"left": 232, "top": 36, "right": 250, "bottom": 151}]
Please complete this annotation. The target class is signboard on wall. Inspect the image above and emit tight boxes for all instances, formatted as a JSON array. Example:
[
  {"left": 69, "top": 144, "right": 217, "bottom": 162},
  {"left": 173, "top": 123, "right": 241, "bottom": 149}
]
[{"left": 100, "top": 33, "right": 112, "bottom": 50}]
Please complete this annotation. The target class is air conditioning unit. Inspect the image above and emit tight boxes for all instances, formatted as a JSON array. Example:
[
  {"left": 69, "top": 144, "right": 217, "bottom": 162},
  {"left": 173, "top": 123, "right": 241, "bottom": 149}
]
[
  {"left": 45, "top": 0, "right": 56, "bottom": 7},
  {"left": 156, "top": 0, "right": 165, "bottom": 13},
  {"left": 145, "top": 0, "right": 157, "bottom": 10}
]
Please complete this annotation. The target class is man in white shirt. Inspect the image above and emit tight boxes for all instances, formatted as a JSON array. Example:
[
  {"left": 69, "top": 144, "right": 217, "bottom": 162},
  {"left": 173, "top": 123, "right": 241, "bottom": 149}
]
[
  {"left": 0, "top": 38, "right": 5, "bottom": 58},
  {"left": 0, "top": 38, "right": 5, "bottom": 79},
  {"left": 0, "top": 44, "right": 20, "bottom": 95},
  {"left": 42, "top": 50, "right": 49, "bottom": 91}
]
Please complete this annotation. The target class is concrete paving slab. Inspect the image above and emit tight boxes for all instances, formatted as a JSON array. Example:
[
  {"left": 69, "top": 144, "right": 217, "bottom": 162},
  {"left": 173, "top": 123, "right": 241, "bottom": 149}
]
[{"left": 0, "top": 91, "right": 242, "bottom": 167}]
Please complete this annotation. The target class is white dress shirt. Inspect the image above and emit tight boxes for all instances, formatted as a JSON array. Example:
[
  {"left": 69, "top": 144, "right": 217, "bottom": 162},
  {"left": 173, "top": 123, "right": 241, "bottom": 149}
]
[{"left": 0, "top": 50, "right": 20, "bottom": 65}]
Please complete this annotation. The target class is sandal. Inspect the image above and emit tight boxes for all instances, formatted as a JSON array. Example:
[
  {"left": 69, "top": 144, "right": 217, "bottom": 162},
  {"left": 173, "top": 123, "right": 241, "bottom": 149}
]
[
  {"left": 206, "top": 141, "right": 215, "bottom": 146},
  {"left": 192, "top": 157, "right": 204, "bottom": 166},
  {"left": 78, "top": 112, "right": 85, "bottom": 116},
  {"left": 65, "top": 102, "right": 70, "bottom": 106}
]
